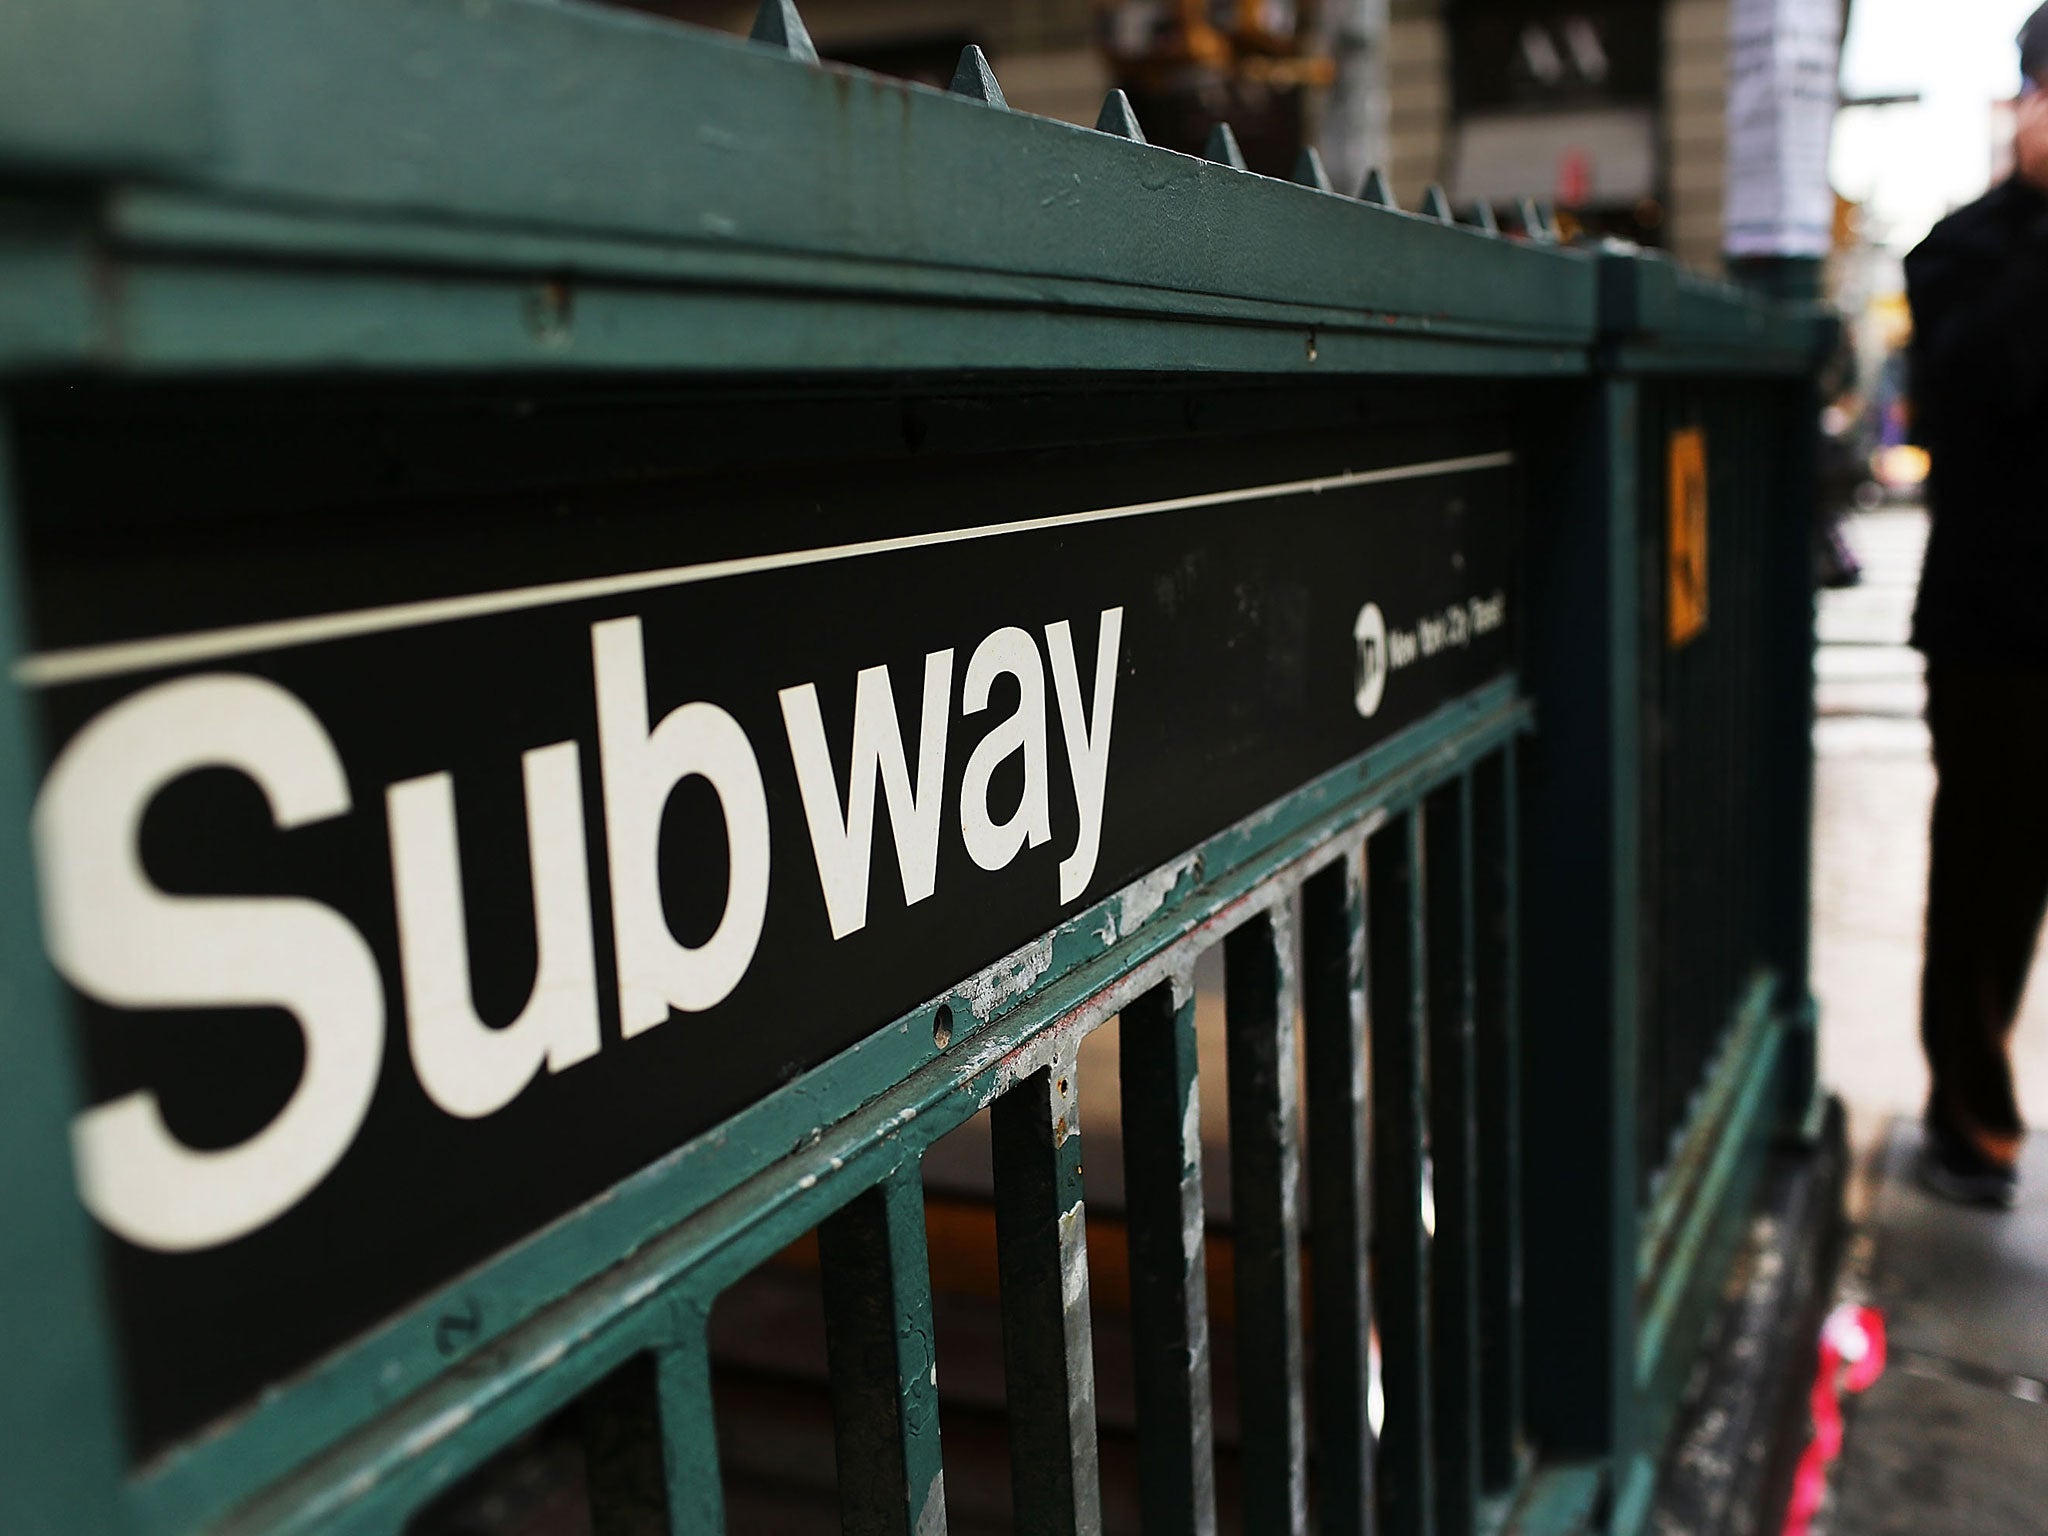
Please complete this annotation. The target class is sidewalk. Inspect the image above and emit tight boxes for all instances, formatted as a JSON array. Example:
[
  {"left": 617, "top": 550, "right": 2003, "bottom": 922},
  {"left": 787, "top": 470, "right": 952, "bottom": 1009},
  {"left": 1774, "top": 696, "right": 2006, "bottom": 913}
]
[{"left": 1809, "top": 508, "right": 2048, "bottom": 1536}]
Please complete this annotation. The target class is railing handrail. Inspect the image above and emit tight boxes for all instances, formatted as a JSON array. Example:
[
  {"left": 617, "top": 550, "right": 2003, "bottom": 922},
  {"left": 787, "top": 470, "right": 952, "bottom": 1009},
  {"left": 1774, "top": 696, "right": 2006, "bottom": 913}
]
[{"left": 0, "top": 2, "right": 1608, "bottom": 382}]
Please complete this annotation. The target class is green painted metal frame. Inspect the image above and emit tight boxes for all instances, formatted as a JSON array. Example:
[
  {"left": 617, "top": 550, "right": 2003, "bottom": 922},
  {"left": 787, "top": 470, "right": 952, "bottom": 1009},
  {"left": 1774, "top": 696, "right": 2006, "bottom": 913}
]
[
  {"left": 1589, "top": 251, "right": 1830, "bottom": 1536},
  {"left": 0, "top": 418, "right": 131, "bottom": 1536},
  {"left": 1515, "top": 249, "right": 1826, "bottom": 1536},
  {"left": 0, "top": 3, "right": 1831, "bottom": 1532},
  {"left": 0, "top": 0, "right": 1594, "bottom": 382}
]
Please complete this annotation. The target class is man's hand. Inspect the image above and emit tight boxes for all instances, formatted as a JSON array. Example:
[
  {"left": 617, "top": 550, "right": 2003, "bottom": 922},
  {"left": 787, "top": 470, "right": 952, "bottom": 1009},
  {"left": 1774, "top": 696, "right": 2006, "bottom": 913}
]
[{"left": 2016, "top": 89, "right": 2048, "bottom": 191}]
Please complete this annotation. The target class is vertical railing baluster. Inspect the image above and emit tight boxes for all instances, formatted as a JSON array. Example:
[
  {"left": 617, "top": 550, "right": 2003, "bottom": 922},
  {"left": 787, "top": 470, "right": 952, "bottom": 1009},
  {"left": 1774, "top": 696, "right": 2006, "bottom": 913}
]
[
  {"left": 656, "top": 1308, "right": 726, "bottom": 1536},
  {"left": 1302, "top": 852, "right": 1375, "bottom": 1536},
  {"left": 583, "top": 1357, "right": 672, "bottom": 1536},
  {"left": 1369, "top": 812, "right": 1433, "bottom": 1536},
  {"left": 1120, "top": 970, "right": 1220, "bottom": 1536},
  {"left": 1426, "top": 780, "right": 1481, "bottom": 1536},
  {"left": 1472, "top": 745, "right": 1525, "bottom": 1491},
  {"left": 819, "top": 1165, "right": 949, "bottom": 1536},
  {"left": 1224, "top": 907, "right": 1309, "bottom": 1535},
  {"left": 1517, "top": 373, "right": 1645, "bottom": 1482},
  {"left": 992, "top": 1052, "right": 1104, "bottom": 1536}
]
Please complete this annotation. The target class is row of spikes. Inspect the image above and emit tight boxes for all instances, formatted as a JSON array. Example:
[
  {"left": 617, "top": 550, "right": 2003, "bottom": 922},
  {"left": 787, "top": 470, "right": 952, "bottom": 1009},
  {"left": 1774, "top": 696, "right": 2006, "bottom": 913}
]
[{"left": 749, "top": 0, "right": 1560, "bottom": 242}]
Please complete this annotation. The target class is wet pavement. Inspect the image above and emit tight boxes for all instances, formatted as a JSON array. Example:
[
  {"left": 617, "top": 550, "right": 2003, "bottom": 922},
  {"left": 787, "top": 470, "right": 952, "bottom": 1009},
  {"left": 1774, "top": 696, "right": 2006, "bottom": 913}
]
[{"left": 1810, "top": 508, "right": 2048, "bottom": 1536}]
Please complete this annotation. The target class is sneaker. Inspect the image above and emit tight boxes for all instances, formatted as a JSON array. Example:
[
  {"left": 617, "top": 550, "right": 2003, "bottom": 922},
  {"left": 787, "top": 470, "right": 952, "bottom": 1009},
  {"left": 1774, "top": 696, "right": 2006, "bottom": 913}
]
[{"left": 1917, "top": 1120, "right": 2018, "bottom": 1209}]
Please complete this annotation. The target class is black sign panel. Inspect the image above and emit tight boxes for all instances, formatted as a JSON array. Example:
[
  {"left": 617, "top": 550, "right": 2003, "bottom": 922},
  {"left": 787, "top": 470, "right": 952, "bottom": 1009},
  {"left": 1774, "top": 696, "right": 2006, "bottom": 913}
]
[{"left": 19, "top": 393, "right": 1517, "bottom": 1453}]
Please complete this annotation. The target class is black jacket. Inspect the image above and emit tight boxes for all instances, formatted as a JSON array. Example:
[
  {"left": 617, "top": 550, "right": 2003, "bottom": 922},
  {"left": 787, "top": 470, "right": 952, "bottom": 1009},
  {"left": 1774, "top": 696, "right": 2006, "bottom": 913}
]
[{"left": 1906, "top": 177, "right": 2048, "bottom": 664}]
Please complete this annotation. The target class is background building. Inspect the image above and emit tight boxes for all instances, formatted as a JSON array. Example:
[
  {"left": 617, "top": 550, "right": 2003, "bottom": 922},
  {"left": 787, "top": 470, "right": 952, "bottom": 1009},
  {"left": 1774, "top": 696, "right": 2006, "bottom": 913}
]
[{"left": 1386, "top": 0, "right": 1734, "bottom": 270}]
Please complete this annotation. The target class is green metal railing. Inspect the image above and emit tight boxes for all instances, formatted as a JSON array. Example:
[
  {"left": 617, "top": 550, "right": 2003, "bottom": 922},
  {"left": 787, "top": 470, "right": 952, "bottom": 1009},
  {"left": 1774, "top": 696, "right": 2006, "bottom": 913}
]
[
  {"left": 0, "top": 5, "right": 1828, "bottom": 1536},
  {"left": 1562, "top": 256, "right": 1827, "bottom": 1524}
]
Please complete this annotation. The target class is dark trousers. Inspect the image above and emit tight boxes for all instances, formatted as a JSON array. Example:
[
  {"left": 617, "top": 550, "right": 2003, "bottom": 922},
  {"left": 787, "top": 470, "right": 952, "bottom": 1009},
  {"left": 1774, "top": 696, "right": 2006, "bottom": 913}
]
[{"left": 1921, "top": 664, "right": 2048, "bottom": 1154}]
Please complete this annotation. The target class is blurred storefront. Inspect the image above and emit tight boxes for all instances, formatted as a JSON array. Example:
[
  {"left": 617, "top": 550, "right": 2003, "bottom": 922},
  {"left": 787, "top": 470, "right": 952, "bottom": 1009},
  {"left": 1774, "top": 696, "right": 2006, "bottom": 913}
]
[{"left": 1386, "top": 0, "right": 1802, "bottom": 271}]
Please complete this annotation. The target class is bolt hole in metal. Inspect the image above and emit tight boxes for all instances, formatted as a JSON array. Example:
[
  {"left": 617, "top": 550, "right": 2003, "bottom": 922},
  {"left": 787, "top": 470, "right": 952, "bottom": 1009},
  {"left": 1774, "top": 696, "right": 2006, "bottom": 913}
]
[
  {"left": 523, "top": 278, "right": 574, "bottom": 346},
  {"left": 932, "top": 1004, "right": 954, "bottom": 1050}
]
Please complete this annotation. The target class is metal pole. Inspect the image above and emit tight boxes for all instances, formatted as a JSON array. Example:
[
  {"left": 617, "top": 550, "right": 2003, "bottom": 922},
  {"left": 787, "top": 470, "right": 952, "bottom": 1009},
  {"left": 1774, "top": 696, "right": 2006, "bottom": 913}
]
[{"left": 1315, "top": 0, "right": 1389, "bottom": 197}]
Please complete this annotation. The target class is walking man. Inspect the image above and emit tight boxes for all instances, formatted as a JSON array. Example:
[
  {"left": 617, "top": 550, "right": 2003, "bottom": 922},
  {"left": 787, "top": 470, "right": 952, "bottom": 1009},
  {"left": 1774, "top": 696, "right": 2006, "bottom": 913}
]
[{"left": 1906, "top": 5, "right": 2048, "bottom": 1206}]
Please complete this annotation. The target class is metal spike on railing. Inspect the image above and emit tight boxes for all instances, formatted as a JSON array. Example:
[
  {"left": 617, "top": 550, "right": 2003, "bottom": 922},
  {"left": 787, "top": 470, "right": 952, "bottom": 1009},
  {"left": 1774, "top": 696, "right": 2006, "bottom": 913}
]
[
  {"left": 1422, "top": 184, "right": 1455, "bottom": 224},
  {"left": 1358, "top": 167, "right": 1395, "bottom": 208},
  {"left": 950, "top": 45, "right": 1007, "bottom": 107},
  {"left": 1204, "top": 122, "right": 1248, "bottom": 171},
  {"left": 748, "top": 0, "right": 818, "bottom": 62},
  {"left": 1468, "top": 199, "right": 1500, "bottom": 235},
  {"left": 1518, "top": 196, "right": 1554, "bottom": 241},
  {"left": 1536, "top": 197, "right": 1560, "bottom": 238},
  {"left": 1292, "top": 145, "right": 1334, "bottom": 192},
  {"left": 1095, "top": 89, "right": 1146, "bottom": 142}
]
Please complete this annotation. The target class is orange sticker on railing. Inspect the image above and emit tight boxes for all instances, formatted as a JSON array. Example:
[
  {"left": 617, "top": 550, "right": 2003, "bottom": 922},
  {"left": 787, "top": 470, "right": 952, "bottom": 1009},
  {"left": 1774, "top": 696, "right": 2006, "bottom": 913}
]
[{"left": 1667, "top": 426, "right": 1708, "bottom": 647}]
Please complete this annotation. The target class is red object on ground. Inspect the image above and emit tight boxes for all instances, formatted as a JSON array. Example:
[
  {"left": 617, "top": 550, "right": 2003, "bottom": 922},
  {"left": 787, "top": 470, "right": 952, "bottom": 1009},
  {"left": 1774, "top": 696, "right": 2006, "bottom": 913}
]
[{"left": 1781, "top": 1304, "right": 1888, "bottom": 1536}]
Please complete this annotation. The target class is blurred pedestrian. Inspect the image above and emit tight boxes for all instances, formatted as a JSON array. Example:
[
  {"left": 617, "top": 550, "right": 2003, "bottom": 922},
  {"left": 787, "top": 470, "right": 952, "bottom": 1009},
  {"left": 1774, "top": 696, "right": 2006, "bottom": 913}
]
[
  {"left": 1903, "top": 3, "right": 2048, "bottom": 1207},
  {"left": 1815, "top": 329, "right": 1867, "bottom": 588}
]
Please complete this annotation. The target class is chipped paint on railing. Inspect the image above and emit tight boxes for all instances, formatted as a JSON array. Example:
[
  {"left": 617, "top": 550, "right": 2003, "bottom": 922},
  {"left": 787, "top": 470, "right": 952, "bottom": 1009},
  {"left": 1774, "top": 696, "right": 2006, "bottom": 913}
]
[{"left": 961, "top": 934, "right": 1056, "bottom": 1021}]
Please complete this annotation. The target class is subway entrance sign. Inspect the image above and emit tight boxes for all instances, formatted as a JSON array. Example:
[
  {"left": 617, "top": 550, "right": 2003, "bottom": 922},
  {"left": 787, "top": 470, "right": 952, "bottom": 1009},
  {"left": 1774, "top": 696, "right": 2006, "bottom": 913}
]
[{"left": 17, "top": 392, "right": 1516, "bottom": 1453}]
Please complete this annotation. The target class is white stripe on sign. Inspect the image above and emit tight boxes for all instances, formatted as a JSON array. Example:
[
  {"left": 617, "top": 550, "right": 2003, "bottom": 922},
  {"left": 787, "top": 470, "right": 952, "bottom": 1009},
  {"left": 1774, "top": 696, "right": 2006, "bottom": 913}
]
[{"left": 15, "top": 451, "right": 1515, "bottom": 688}]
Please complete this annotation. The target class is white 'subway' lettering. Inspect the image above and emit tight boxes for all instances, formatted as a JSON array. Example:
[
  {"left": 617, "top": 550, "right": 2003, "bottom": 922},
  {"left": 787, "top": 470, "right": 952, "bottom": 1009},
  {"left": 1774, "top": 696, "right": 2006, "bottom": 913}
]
[{"left": 33, "top": 606, "right": 1124, "bottom": 1251}]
